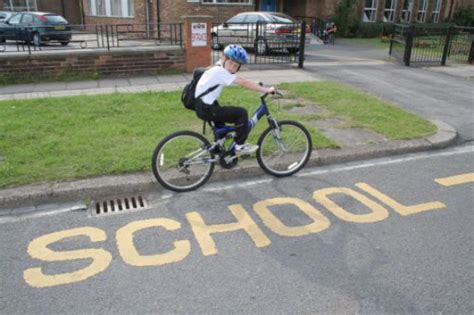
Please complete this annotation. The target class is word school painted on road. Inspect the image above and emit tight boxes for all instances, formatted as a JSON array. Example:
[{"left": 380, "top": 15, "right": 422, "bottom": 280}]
[{"left": 23, "top": 181, "right": 447, "bottom": 288}]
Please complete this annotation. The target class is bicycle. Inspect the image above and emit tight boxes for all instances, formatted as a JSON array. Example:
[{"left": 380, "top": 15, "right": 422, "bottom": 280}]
[{"left": 152, "top": 89, "right": 313, "bottom": 192}]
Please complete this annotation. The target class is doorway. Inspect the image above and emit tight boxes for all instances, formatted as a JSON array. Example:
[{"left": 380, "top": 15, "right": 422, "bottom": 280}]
[{"left": 260, "top": 0, "right": 276, "bottom": 12}]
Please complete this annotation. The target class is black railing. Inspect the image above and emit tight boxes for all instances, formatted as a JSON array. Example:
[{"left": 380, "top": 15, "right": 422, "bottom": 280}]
[
  {"left": 389, "top": 24, "right": 474, "bottom": 66},
  {"left": 210, "top": 21, "right": 308, "bottom": 67},
  {"left": 0, "top": 23, "right": 183, "bottom": 55}
]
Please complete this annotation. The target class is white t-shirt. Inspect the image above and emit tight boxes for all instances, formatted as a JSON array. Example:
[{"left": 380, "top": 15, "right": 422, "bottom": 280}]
[{"left": 195, "top": 66, "right": 236, "bottom": 105}]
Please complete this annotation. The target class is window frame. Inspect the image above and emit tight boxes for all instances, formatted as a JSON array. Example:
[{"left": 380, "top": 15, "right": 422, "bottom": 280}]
[
  {"left": 383, "top": 0, "right": 397, "bottom": 22},
  {"left": 363, "top": 0, "right": 378, "bottom": 22},
  {"left": 88, "top": 0, "right": 134, "bottom": 18},
  {"left": 417, "top": 0, "right": 428, "bottom": 22},
  {"left": 201, "top": 0, "right": 254, "bottom": 6},
  {"left": 431, "top": 0, "right": 442, "bottom": 23},
  {"left": 4, "top": 0, "right": 37, "bottom": 11},
  {"left": 401, "top": 0, "right": 413, "bottom": 23}
]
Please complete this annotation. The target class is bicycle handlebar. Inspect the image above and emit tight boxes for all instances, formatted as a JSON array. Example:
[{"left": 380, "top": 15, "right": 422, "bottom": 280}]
[{"left": 258, "top": 82, "right": 282, "bottom": 100}]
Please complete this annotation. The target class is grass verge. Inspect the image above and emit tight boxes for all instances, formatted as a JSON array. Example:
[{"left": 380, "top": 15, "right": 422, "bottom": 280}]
[
  {"left": 280, "top": 81, "right": 436, "bottom": 140},
  {"left": 0, "top": 81, "right": 436, "bottom": 188}
]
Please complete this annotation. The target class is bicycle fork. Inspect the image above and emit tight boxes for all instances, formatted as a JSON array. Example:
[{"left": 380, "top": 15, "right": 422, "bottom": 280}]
[{"left": 268, "top": 117, "right": 288, "bottom": 152}]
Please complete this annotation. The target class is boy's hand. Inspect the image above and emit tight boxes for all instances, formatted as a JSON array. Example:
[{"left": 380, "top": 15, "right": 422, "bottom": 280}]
[{"left": 268, "top": 86, "right": 276, "bottom": 94}]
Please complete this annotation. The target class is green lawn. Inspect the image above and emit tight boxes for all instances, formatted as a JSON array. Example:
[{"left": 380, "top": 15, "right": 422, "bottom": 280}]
[
  {"left": 0, "top": 81, "right": 436, "bottom": 188},
  {"left": 340, "top": 37, "right": 391, "bottom": 49}
]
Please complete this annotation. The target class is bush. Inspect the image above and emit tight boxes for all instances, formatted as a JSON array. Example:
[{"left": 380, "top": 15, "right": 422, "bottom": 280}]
[
  {"left": 332, "top": 0, "right": 394, "bottom": 38},
  {"left": 451, "top": 6, "right": 474, "bottom": 27},
  {"left": 356, "top": 22, "right": 385, "bottom": 38},
  {"left": 332, "top": 0, "right": 360, "bottom": 37}
]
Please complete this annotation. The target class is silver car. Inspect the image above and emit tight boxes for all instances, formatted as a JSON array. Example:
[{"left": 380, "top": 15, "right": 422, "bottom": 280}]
[{"left": 211, "top": 12, "right": 311, "bottom": 55}]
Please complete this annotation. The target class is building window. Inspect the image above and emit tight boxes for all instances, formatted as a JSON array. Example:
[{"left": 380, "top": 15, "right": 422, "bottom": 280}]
[
  {"left": 88, "top": 0, "right": 134, "bottom": 17},
  {"left": 201, "top": 0, "right": 253, "bottom": 4},
  {"left": 417, "top": 0, "right": 428, "bottom": 22},
  {"left": 3, "top": 0, "right": 37, "bottom": 11},
  {"left": 431, "top": 0, "right": 442, "bottom": 22},
  {"left": 383, "top": 0, "right": 397, "bottom": 22},
  {"left": 363, "top": 0, "right": 378, "bottom": 22},
  {"left": 401, "top": 0, "right": 413, "bottom": 22}
]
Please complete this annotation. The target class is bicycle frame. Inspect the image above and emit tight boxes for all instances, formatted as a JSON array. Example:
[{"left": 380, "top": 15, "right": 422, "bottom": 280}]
[
  {"left": 181, "top": 93, "right": 281, "bottom": 167},
  {"left": 212, "top": 93, "right": 279, "bottom": 152}
]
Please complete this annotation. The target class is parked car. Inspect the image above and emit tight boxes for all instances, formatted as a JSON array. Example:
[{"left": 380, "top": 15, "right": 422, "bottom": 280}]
[
  {"left": 0, "top": 11, "right": 71, "bottom": 46},
  {"left": 0, "top": 11, "right": 15, "bottom": 23},
  {"left": 211, "top": 12, "right": 311, "bottom": 55}
]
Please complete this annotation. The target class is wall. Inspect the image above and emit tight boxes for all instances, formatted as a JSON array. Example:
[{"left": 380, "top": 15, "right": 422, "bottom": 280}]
[
  {"left": 82, "top": 0, "right": 147, "bottom": 25},
  {"left": 160, "top": 0, "right": 256, "bottom": 23},
  {"left": 81, "top": 0, "right": 257, "bottom": 26},
  {"left": 0, "top": 48, "right": 185, "bottom": 82},
  {"left": 37, "top": 0, "right": 83, "bottom": 25}
]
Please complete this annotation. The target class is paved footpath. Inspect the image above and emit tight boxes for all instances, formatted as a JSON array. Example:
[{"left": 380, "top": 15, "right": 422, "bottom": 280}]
[{"left": 0, "top": 46, "right": 470, "bottom": 211}]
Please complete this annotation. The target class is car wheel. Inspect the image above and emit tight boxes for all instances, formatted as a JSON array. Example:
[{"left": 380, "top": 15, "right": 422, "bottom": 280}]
[
  {"left": 255, "top": 38, "right": 268, "bottom": 55},
  {"left": 0, "top": 36, "right": 5, "bottom": 43},
  {"left": 33, "top": 33, "right": 41, "bottom": 47},
  {"left": 60, "top": 41, "right": 69, "bottom": 46},
  {"left": 211, "top": 34, "right": 221, "bottom": 50}
]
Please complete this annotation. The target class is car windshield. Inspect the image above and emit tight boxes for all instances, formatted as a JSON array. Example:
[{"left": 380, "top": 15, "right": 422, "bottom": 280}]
[
  {"left": 0, "top": 13, "right": 11, "bottom": 20},
  {"left": 267, "top": 13, "right": 297, "bottom": 23},
  {"left": 44, "top": 15, "right": 67, "bottom": 23},
  {"left": 227, "top": 15, "right": 246, "bottom": 23}
]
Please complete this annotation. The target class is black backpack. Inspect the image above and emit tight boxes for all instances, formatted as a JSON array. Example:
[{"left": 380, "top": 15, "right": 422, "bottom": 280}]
[{"left": 181, "top": 68, "right": 219, "bottom": 111}]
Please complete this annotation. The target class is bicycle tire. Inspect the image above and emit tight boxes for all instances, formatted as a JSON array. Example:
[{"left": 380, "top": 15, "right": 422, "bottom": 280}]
[
  {"left": 256, "top": 120, "right": 312, "bottom": 177},
  {"left": 152, "top": 131, "right": 215, "bottom": 192}
]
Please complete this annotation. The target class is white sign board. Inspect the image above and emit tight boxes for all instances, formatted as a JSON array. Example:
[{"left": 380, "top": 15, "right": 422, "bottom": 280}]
[{"left": 191, "top": 22, "right": 207, "bottom": 47}]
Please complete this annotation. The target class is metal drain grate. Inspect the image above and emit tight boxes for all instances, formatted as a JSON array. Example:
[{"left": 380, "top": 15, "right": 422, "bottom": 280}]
[{"left": 91, "top": 195, "right": 148, "bottom": 216}]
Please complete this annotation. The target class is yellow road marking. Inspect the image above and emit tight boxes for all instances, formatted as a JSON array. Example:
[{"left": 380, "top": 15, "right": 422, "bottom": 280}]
[{"left": 435, "top": 172, "right": 474, "bottom": 186}]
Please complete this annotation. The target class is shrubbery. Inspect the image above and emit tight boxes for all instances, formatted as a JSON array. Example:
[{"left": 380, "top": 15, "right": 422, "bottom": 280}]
[
  {"left": 451, "top": 6, "right": 474, "bottom": 27},
  {"left": 331, "top": 0, "right": 389, "bottom": 38},
  {"left": 332, "top": 0, "right": 360, "bottom": 37}
]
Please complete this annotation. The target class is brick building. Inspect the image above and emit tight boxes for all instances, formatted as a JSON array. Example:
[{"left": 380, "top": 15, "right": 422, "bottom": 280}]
[
  {"left": 81, "top": 0, "right": 471, "bottom": 26},
  {"left": 1, "top": 0, "right": 471, "bottom": 26},
  {"left": 0, "top": 0, "right": 83, "bottom": 24}
]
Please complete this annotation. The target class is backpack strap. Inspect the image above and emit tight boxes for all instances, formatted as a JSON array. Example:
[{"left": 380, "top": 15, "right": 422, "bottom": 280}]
[{"left": 196, "top": 84, "right": 219, "bottom": 100}]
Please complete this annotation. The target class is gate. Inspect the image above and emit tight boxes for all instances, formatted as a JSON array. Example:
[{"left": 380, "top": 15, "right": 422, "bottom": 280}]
[
  {"left": 211, "top": 21, "right": 307, "bottom": 67},
  {"left": 389, "top": 24, "right": 474, "bottom": 66}
]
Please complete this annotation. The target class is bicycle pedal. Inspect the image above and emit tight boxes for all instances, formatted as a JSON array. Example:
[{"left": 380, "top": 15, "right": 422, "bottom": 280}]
[{"left": 224, "top": 155, "right": 238, "bottom": 163}]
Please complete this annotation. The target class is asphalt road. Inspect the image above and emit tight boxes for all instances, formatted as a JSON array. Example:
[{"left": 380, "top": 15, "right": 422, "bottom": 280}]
[
  {"left": 304, "top": 43, "right": 474, "bottom": 143},
  {"left": 1, "top": 145, "right": 473, "bottom": 313}
]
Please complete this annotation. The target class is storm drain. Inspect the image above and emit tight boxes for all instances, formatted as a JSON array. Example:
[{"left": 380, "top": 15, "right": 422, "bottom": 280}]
[{"left": 91, "top": 195, "right": 148, "bottom": 216}]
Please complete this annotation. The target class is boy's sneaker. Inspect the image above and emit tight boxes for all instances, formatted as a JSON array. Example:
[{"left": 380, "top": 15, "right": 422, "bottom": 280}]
[{"left": 235, "top": 143, "right": 259, "bottom": 155}]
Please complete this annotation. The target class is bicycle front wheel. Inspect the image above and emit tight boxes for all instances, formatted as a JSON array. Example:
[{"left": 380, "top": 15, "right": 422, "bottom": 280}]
[
  {"left": 257, "top": 120, "right": 312, "bottom": 177},
  {"left": 152, "top": 131, "right": 215, "bottom": 192}
]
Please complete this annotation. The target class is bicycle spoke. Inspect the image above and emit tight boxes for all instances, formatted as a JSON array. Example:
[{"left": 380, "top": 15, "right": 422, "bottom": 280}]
[
  {"left": 152, "top": 132, "right": 215, "bottom": 192},
  {"left": 257, "top": 121, "right": 312, "bottom": 176}
]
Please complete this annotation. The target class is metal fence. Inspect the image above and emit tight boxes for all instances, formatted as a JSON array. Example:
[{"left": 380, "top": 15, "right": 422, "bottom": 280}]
[
  {"left": 389, "top": 24, "right": 474, "bottom": 66},
  {"left": 0, "top": 23, "right": 183, "bottom": 55},
  {"left": 211, "top": 21, "right": 307, "bottom": 67},
  {"left": 294, "top": 16, "right": 327, "bottom": 38}
]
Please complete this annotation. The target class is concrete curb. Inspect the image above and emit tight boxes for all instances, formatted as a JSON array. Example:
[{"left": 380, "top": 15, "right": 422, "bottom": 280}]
[{"left": 0, "top": 120, "right": 457, "bottom": 212}]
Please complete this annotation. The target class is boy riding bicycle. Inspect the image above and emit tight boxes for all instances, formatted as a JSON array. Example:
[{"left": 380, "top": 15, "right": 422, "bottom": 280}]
[{"left": 195, "top": 44, "right": 276, "bottom": 155}]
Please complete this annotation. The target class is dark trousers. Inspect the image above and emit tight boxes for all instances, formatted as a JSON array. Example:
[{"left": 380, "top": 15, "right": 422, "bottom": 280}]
[{"left": 195, "top": 100, "right": 249, "bottom": 145}]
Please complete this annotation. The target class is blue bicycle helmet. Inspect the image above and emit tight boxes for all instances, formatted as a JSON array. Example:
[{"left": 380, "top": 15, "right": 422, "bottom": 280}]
[{"left": 223, "top": 44, "right": 249, "bottom": 64}]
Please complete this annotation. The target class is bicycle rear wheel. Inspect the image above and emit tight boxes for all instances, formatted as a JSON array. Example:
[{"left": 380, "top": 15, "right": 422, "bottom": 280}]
[
  {"left": 152, "top": 131, "right": 215, "bottom": 192},
  {"left": 256, "top": 120, "right": 312, "bottom": 177}
]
